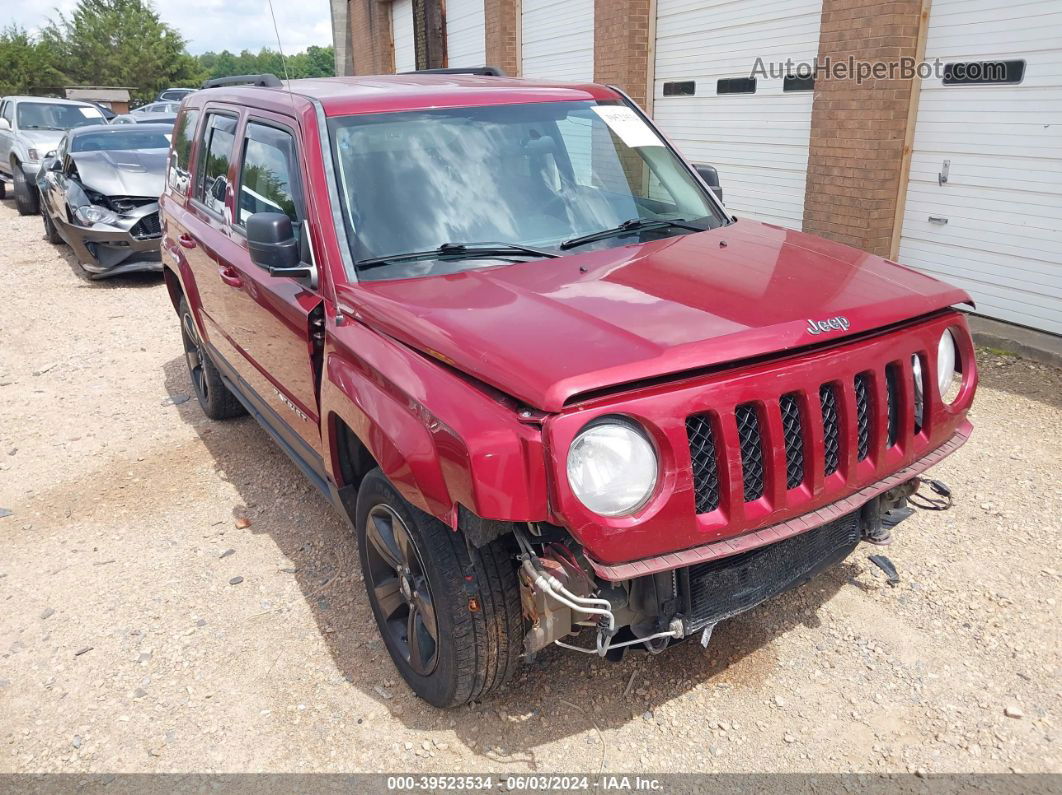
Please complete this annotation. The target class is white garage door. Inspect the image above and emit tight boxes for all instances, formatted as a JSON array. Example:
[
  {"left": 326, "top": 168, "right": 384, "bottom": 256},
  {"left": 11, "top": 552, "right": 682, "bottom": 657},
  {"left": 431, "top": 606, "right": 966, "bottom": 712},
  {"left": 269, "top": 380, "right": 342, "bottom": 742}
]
[
  {"left": 897, "top": 0, "right": 1062, "bottom": 334},
  {"left": 392, "top": 0, "right": 415, "bottom": 74},
  {"left": 521, "top": 0, "right": 594, "bottom": 81},
  {"left": 446, "top": 0, "right": 486, "bottom": 67},
  {"left": 653, "top": 0, "right": 823, "bottom": 229}
]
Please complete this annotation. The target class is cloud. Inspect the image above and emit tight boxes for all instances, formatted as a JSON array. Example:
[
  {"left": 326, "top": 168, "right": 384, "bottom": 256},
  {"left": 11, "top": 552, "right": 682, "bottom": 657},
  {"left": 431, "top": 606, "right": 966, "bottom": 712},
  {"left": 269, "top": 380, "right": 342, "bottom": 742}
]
[{"left": 9, "top": 0, "right": 333, "bottom": 55}]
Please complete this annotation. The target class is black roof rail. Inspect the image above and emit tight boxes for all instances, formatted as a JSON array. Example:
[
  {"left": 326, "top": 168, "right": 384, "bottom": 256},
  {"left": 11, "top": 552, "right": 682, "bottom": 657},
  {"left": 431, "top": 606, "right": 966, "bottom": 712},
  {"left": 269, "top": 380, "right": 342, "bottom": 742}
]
[
  {"left": 404, "top": 66, "right": 508, "bottom": 77},
  {"left": 201, "top": 73, "right": 283, "bottom": 89}
]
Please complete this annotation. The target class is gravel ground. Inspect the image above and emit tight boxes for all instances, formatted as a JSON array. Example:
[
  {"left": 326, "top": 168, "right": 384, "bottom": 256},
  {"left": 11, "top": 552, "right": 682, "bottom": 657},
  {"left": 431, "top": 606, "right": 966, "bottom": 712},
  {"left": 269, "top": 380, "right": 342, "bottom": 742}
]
[{"left": 0, "top": 195, "right": 1059, "bottom": 776}]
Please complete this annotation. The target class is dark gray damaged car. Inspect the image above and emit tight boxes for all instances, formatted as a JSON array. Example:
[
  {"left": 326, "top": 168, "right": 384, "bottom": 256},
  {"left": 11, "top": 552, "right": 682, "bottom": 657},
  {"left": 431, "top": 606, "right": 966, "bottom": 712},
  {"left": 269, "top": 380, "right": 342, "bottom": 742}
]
[{"left": 37, "top": 124, "right": 171, "bottom": 278}]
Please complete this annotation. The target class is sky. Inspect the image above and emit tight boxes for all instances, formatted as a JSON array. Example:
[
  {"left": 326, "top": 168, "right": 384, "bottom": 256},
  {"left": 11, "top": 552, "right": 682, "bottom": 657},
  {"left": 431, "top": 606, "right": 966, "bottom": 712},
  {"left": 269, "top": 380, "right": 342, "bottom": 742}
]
[{"left": 7, "top": 0, "right": 333, "bottom": 55}]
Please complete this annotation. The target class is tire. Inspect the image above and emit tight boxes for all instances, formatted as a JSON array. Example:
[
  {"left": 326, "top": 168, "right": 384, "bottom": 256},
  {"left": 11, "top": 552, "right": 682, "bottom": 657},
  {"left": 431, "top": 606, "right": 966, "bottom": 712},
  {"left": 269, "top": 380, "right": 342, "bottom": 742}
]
[
  {"left": 178, "top": 296, "right": 246, "bottom": 420},
  {"left": 12, "top": 166, "right": 39, "bottom": 216},
  {"left": 0, "top": 179, "right": 6, "bottom": 200},
  {"left": 43, "top": 209, "right": 62, "bottom": 244},
  {"left": 356, "top": 469, "right": 524, "bottom": 707}
]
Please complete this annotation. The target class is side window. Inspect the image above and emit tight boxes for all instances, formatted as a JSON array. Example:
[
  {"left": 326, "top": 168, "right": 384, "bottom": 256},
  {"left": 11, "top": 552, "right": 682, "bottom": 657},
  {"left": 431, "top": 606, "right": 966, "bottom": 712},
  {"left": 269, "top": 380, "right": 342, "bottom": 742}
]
[
  {"left": 1, "top": 102, "right": 14, "bottom": 125},
  {"left": 169, "top": 109, "right": 200, "bottom": 194},
  {"left": 195, "top": 112, "right": 237, "bottom": 216},
  {"left": 236, "top": 121, "right": 304, "bottom": 230}
]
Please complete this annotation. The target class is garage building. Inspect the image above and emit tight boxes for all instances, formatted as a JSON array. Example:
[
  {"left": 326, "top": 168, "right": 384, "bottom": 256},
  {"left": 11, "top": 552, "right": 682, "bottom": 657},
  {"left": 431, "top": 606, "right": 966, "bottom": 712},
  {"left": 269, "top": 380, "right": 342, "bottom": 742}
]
[{"left": 339, "top": 0, "right": 1061, "bottom": 337}]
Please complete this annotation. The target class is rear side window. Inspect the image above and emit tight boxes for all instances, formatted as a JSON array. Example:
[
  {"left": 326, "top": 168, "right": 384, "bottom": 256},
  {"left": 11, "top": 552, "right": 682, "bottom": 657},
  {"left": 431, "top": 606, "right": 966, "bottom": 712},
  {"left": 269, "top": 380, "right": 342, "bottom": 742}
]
[
  {"left": 236, "top": 122, "right": 303, "bottom": 228},
  {"left": 196, "top": 112, "right": 238, "bottom": 216},
  {"left": 169, "top": 109, "right": 199, "bottom": 194}
]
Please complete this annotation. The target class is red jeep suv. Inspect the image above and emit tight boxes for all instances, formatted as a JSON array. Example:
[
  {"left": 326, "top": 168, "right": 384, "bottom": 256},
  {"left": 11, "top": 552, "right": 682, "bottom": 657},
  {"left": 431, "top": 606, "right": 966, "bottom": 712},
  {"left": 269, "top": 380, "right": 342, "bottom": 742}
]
[{"left": 160, "top": 71, "right": 977, "bottom": 707}]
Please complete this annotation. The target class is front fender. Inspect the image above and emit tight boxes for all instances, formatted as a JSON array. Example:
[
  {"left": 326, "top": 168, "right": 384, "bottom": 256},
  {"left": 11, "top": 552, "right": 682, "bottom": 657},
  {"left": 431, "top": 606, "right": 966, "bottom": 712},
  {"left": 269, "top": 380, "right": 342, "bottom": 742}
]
[{"left": 322, "top": 318, "right": 550, "bottom": 527}]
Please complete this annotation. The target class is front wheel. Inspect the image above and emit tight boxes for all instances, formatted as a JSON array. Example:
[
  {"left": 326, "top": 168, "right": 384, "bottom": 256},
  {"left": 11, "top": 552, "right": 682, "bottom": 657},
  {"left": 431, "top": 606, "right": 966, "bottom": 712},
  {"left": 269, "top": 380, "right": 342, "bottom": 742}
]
[
  {"left": 12, "top": 167, "right": 39, "bottom": 215},
  {"left": 43, "top": 208, "right": 62, "bottom": 244},
  {"left": 356, "top": 469, "right": 525, "bottom": 707}
]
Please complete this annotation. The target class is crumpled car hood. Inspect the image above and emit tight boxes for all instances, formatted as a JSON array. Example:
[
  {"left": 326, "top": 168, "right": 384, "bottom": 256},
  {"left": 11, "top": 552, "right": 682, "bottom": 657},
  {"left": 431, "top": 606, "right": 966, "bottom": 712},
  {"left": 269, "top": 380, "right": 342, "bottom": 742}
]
[
  {"left": 343, "top": 219, "right": 973, "bottom": 412},
  {"left": 70, "top": 149, "right": 167, "bottom": 197}
]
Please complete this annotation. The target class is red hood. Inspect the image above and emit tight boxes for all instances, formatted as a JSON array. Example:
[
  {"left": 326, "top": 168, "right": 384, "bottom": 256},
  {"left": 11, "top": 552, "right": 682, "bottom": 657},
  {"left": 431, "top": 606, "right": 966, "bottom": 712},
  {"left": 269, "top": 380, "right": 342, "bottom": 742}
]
[{"left": 340, "top": 220, "right": 971, "bottom": 412}]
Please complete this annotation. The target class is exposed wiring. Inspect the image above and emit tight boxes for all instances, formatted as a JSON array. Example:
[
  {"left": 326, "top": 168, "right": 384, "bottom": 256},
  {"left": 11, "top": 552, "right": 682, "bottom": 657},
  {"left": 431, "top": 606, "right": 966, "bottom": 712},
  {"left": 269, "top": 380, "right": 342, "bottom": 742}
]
[{"left": 910, "top": 478, "right": 953, "bottom": 511}]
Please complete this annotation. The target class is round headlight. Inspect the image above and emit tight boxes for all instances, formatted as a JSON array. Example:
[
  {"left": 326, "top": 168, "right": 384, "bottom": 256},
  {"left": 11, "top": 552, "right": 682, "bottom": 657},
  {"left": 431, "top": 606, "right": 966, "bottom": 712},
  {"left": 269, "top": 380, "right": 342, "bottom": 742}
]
[
  {"left": 566, "top": 420, "right": 658, "bottom": 517},
  {"left": 937, "top": 328, "right": 960, "bottom": 403}
]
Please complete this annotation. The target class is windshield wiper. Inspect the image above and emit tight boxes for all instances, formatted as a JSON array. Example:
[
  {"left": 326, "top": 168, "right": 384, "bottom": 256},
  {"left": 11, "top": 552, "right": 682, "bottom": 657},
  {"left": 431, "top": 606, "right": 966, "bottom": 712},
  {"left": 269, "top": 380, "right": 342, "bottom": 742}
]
[
  {"left": 357, "top": 242, "right": 559, "bottom": 271},
  {"left": 560, "top": 218, "right": 704, "bottom": 250}
]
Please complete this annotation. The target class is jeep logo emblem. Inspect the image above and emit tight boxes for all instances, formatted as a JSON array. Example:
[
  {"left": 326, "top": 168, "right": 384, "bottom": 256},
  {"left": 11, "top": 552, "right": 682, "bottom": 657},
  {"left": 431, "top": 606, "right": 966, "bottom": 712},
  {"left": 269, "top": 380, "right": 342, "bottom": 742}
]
[{"left": 806, "top": 316, "right": 851, "bottom": 335}]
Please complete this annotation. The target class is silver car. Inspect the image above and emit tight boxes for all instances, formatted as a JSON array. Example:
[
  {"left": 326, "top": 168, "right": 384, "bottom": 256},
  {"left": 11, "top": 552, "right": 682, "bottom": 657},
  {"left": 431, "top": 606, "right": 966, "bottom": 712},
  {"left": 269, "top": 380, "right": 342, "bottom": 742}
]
[{"left": 0, "top": 96, "right": 107, "bottom": 215}]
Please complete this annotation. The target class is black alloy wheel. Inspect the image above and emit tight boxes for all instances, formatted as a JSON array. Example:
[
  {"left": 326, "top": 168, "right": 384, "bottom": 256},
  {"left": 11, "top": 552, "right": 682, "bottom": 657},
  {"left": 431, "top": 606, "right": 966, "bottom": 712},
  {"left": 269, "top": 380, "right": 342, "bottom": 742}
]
[
  {"left": 181, "top": 307, "right": 209, "bottom": 404},
  {"left": 364, "top": 503, "right": 439, "bottom": 676},
  {"left": 354, "top": 469, "right": 524, "bottom": 707}
]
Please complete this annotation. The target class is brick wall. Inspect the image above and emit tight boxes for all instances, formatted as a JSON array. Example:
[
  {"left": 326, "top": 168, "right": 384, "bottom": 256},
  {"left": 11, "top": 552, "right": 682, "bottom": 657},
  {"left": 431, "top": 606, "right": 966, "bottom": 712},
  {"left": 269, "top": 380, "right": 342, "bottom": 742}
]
[
  {"left": 350, "top": 0, "right": 394, "bottom": 75},
  {"left": 593, "top": 0, "right": 651, "bottom": 108},
  {"left": 802, "top": 0, "right": 925, "bottom": 256},
  {"left": 484, "top": 0, "right": 519, "bottom": 76}
]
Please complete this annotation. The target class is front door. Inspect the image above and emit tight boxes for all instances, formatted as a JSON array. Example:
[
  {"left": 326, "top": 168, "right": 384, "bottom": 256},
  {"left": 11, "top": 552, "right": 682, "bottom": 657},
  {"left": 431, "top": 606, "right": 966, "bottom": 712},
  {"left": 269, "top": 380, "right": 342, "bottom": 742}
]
[{"left": 208, "top": 112, "right": 324, "bottom": 461}]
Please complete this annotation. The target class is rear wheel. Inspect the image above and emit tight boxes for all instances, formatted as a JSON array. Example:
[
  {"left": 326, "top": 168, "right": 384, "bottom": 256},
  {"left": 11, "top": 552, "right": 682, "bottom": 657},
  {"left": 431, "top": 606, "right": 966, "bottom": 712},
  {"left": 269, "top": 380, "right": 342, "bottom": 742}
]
[
  {"left": 356, "top": 469, "right": 524, "bottom": 707},
  {"left": 42, "top": 209, "right": 62, "bottom": 244},
  {"left": 12, "top": 166, "right": 39, "bottom": 216},
  {"left": 178, "top": 296, "right": 246, "bottom": 420}
]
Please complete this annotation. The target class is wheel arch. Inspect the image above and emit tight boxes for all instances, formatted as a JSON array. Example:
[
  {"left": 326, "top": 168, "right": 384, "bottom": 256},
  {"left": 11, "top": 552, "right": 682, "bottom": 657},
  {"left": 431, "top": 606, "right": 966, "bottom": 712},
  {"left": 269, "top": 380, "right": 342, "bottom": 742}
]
[
  {"left": 162, "top": 264, "right": 183, "bottom": 313},
  {"left": 322, "top": 324, "right": 552, "bottom": 532}
]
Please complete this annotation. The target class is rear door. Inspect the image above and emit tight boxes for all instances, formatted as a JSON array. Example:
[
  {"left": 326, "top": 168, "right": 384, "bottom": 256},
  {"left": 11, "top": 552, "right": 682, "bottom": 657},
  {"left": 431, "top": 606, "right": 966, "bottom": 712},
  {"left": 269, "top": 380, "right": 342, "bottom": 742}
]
[
  {"left": 209, "top": 112, "right": 324, "bottom": 458},
  {"left": 181, "top": 107, "right": 241, "bottom": 351}
]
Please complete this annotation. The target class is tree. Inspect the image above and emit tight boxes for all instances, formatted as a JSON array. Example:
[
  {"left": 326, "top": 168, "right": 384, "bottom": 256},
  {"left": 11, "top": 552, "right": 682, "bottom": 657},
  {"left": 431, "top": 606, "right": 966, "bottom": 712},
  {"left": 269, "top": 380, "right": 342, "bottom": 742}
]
[
  {"left": 0, "top": 25, "right": 66, "bottom": 96},
  {"left": 194, "top": 46, "right": 335, "bottom": 81},
  {"left": 42, "top": 0, "right": 203, "bottom": 104}
]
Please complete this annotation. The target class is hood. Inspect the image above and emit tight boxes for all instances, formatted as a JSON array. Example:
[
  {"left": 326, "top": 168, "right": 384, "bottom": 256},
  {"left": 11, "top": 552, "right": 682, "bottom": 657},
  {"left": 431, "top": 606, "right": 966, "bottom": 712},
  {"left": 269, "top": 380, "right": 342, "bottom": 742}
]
[
  {"left": 343, "top": 219, "right": 972, "bottom": 412},
  {"left": 21, "top": 129, "right": 64, "bottom": 156},
  {"left": 69, "top": 149, "right": 167, "bottom": 198}
]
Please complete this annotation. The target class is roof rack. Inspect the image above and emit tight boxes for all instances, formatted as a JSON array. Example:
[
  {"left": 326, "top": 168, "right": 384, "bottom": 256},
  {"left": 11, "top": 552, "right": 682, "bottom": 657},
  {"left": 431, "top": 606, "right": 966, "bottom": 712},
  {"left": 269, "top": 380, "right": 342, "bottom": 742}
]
[
  {"left": 404, "top": 66, "right": 508, "bottom": 77},
  {"left": 201, "top": 74, "right": 283, "bottom": 89}
]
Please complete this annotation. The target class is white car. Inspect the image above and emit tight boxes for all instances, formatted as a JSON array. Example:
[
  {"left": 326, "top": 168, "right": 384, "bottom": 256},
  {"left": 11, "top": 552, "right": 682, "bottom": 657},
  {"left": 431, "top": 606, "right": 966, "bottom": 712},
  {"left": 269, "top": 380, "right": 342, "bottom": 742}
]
[{"left": 0, "top": 96, "right": 107, "bottom": 215}]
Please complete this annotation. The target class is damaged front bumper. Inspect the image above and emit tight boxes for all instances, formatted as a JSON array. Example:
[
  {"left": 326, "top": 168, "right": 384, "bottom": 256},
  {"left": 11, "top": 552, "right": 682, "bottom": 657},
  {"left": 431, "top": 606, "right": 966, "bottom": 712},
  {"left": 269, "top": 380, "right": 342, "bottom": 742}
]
[
  {"left": 55, "top": 204, "right": 162, "bottom": 278},
  {"left": 521, "top": 467, "right": 949, "bottom": 661}
]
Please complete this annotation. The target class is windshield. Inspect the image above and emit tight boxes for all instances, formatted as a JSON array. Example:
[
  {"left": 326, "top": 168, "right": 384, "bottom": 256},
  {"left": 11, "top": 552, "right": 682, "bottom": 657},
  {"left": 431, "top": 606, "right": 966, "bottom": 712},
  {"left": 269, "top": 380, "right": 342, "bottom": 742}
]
[
  {"left": 71, "top": 130, "right": 172, "bottom": 152},
  {"left": 17, "top": 102, "right": 104, "bottom": 131},
  {"left": 328, "top": 100, "right": 726, "bottom": 280}
]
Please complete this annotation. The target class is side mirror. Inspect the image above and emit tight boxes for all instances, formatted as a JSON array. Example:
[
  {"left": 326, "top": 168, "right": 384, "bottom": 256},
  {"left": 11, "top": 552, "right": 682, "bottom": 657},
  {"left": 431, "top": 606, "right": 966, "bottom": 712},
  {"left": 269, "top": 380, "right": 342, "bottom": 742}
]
[
  {"left": 47, "top": 158, "right": 62, "bottom": 172},
  {"left": 246, "top": 212, "right": 316, "bottom": 287},
  {"left": 693, "top": 163, "right": 723, "bottom": 203},
  {"left": 45, "top": 150, "right": 56, "bottom": 159},
  {"left": 0, "top": 118, "right": 10, "bottom": 131}
]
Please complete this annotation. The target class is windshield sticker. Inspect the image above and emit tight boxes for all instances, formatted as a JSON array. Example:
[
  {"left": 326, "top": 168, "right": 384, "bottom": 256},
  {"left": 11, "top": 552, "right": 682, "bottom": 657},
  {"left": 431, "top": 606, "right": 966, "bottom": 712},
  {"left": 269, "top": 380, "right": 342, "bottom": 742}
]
[
  {"left": 591, "top": 106, "right": 663, "bottom": 148},
  {"left": 78, "top": 107, "right": 101, "bottom": 118}
]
